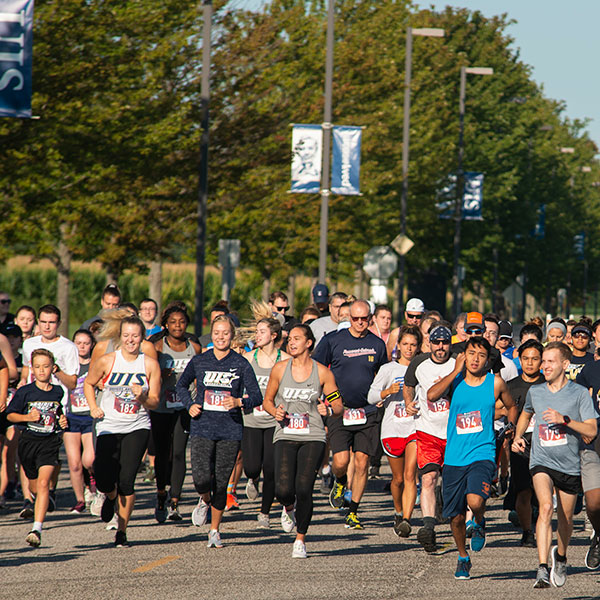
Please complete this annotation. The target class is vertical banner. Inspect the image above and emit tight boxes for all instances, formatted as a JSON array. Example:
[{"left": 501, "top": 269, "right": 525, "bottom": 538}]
[
  {"left": 462, "top": 172, "right": 483, "bottom": 220},
  {"left": 331, "top": 126, "right": 361, "bottom": 195},
  {"left": 290, "top": 124, "right": 322, "bottom": 193},
  {"left": 0, "top": 0, "right": 34, "bottom": 118}
]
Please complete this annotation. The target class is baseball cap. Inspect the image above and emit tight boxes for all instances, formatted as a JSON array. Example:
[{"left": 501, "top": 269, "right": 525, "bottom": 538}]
[
  {"left": 3, "top": 323, "right": 22, "bottom": 338},
  {"left": 312, "top": 283, "right": 329, "bottom": 303},
  {"left": 498, "top": 320, "right": 513, "bottom": 339},
  {"left": 572, "top": 323, "right": 592, "bottom": 337},
  {"left": 429, "top": 325, "right": 452, "bottom": 342},
  {"left": 464, "top": 312, "right": 484, "bottom": 331},
  {"left": 405, "top": 298, "right": 425, "bottom": 313}
]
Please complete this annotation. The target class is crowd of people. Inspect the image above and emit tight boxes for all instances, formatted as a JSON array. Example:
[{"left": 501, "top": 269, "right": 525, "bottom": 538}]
[{"left": 0, "top": 283, "right": 599, "bottom": 588}]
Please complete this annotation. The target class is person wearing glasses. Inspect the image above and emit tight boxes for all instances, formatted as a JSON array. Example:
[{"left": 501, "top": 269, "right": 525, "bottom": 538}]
[
  {"left": 310, "top": 291, "right": 348, "bottom": 347},
  {"left": 451, "top": 312, "right": 503, "bottom": 375},
  {"left": 565, "top": 322, "right": 594, "bottom": 381},
  {"left": 386, "top": 298, "right": 425, "bottom": 360},
  {"left": 0, "top": 291, "right": 16, "bottom": 336},
  {"left": 312, "top": 300, "right": 387, "bottom": 530},
  {"left": 404, "top": 322, "right": 456, "bottom": 553},
  {"left": 139, "top": 298, "right": 161, "bottom": 338}
]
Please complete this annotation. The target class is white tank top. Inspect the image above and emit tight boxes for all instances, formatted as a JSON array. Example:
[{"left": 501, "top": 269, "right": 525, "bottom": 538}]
[{"left": 96, "top": 350, "right": 151, "bottom": 435}]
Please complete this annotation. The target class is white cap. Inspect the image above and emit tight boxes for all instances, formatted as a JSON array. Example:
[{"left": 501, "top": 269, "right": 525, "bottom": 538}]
[{"left": 405, "top": 298, "right": 425, "bottom": 313}]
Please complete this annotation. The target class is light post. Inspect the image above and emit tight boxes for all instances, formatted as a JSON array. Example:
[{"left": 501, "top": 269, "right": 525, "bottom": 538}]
[
  {"left": 397, "top": 26, "right": 444, "bottom": 323},
  {"left": 452, "top": 66, "right": 493, "bottom": 317}
]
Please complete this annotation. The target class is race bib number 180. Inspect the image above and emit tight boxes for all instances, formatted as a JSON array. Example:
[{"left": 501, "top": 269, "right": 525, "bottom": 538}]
[{"left": 283, "top": 413, "right": 310, "bottom": 435}]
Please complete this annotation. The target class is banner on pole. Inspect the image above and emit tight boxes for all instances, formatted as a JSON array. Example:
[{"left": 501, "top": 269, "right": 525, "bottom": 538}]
[
  {"left": 290, "top": 124, "right": 322, "bottom": 193},
  {"left": 436, "top": 172, "right": 484, "bottom": 220},
  {"left": 0, "top": 0, "right": 34, "bottom": 118},
  {"left": 331, "top": 126, "right": 361, "bottom": 195}
]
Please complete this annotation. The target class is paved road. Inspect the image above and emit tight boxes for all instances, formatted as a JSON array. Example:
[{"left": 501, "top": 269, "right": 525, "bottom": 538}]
[{"left": 1, "top": 459, "right": 599, "bottom": 600}]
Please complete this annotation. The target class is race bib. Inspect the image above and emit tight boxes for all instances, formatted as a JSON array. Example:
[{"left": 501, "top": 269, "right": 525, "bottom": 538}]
[
  {"left": 393, "top": 402, "right": 409, "bottom": 421},
  {"left": 204, "top": 389, "right": 231, "bottom": 412},
  {"left": 526, "top": 414, "right": 536, "bottom": 434},
  {"left": 283, "top": 412, "right": 310, "bottom": 435},
  {"left": 70, "top": 391, "right": 90, "bottom": 414},
  {"left": 427, "top": 397, "right": 449, "bottom": 413},
  {"left": 165, "top": 388, "right": 183, "bottom": 410},
  {"left": 456, "top": 410, "right": 483, "bottom": 435},
  {"left": 30, "top": 409, "right": 56, "bottom": 434},
  {"left": 539, "top": 423, "right": 567, "bottom": 447},
  {"left": 253, "top": 404, "right": 266, "bottom": 416},
  {"left": 343, "top": 407, "right": 367, "bottom": 426}
]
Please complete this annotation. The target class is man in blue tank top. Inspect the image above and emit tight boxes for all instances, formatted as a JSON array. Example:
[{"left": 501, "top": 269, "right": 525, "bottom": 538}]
[{"left": 428, "top": 336, "right": 517, "bottom": 580}]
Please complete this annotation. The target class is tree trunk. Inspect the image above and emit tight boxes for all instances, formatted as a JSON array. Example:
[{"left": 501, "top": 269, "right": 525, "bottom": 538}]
[
  {"left": 287, "top": 273, "right": 296, "bottom": 316},
  {"left": 261, "top": 275, "right": 270, "bottom": 303},
  {"left": 56, "top": 224, "right": 71, "bottom": 337},
  {"left": 149, "top": 260, "right": 163, "bottom": 317},
  {"left": 353, "top": 266, "right": 362, "bottom": 299},
  {"left": 106, "top": 265, "right": 118, "bottom": 286}
]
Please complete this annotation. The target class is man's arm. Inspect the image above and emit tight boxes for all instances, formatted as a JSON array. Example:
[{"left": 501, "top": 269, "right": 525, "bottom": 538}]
[
  {"left": 495, "top": 376, "right": 518, "bottom": 426},
  {"left": 428, "top": 353, "right": 464, "bottom": 402}
]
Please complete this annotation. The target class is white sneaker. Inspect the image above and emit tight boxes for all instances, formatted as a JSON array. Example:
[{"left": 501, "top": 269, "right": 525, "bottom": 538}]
[
  {"left": 90, "top": 492, "right": 105, "bottom": 517},
  {"left": 292, "top": 539, "right": 307, "bottom": 558},
  {"left": 84, "top": 487, "right": 94, "bottom": 507},
  {"left": 245, "top": 478, "right": 259, "bottom": 501},
  {"left": 257, "top": 512, "right": 270, "bottom": 529},
  {"left": 192, "top": 498, "right": 209, "bottom": 527},
  {"left": 281, "top": 507, "right": 296, "bottom": 533},
  {"left": 207, "top": 529, "right": 223, "bottom": 548},
  {"left": 105, "top": 514, "right": 118, "bottom": 531}
]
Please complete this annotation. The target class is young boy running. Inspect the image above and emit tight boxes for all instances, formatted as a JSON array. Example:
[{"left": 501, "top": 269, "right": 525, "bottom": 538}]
[{"left": 7, "top": 349, "right": 67, "bottom": 547}]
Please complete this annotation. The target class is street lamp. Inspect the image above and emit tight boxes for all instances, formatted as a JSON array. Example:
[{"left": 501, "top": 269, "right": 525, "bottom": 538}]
[
  {"left": 397, "top": 26, "right": 444, "bottom": 323},
  {"left": 451, "top": 66, "right": 493, "bottom": 317}
]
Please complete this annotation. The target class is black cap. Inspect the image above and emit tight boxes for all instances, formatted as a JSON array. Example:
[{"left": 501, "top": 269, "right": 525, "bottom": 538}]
[{"left": 498, "top": 320, "right": 513, "bottom": 338}]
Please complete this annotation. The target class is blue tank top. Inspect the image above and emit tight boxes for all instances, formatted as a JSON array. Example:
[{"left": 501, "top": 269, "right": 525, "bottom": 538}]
[{"left": 444, "top": 372, "right": 496, "bottom": 467}]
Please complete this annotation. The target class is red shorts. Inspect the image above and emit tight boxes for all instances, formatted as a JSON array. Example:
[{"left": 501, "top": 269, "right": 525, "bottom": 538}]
[
  {"left": 382, "top": 434, "right": 417, "bottom": 458},
  {"left": 416, "top": 430, "right": 446, "bottom": 472}
]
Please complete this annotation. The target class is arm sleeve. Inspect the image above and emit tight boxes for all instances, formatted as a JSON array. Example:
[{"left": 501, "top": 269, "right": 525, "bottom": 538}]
[
  {"left": 523, "top": 389, "right": 534, "bottom": 414},
  {"left": 63, "top": 345, "right": 80, "bottom": 376},
  {"left": 404, "top": 355, "right": 425, "bottom": 388},
  {"left": 5, "top": 387, "right": 26, "bottom": 416},
  {"left": 241, "top": 361, "right": 262, "bottom": 410},
  {"left": 367, "top": 364, "right": 391, "bottom": 405},
  {"left": 175, "top": 359, "right": 198, "bottom": 410},
  {"left": 578, "top": 388, "right": 598, "bottom": 422},
  {"left": 576, "top": 365, "right": 590, "bottom": 389}
]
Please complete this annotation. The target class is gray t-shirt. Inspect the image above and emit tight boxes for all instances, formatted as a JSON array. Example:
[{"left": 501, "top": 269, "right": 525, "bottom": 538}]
[
  {"left": 310, "top": 316, "right": 336, "bottom": 347},
  {"left": 524, "top": 380, "right": 596, "bottom": 475}
]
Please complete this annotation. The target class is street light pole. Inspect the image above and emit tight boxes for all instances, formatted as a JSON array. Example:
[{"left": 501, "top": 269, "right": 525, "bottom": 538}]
[
  {"left": 318, "top": 0, "right": 335, "bottom": 284},
  {"left": 452, "top": 66, "right": 493, "bottom": 318},
  {"left": 397, "top": 26, "right": 444, "bottom": 324}
]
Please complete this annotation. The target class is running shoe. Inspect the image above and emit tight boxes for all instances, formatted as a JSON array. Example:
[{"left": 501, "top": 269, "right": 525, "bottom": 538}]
[
  {"left": 0, "top": 495, "right": 6, "bottom": 510},
  {"left": 106, "top": 515, "right": 118, "bottom": 530},
  {"left": 257, "top": 513, "right": 270, "bottom": 529},
  {"left": 70, "top": 500, "right": 86, "bottom": 514},
  {"left": 549, "top": 546, "right": 567, "bottom": 587},
  {"left": 394, "top": 517, "right": 411, "bottom": 538},
  {"left": 192, "top": 498, "right": 209, "bottom": 527},
  {"left": 5, "top": 480, "right": 16, "bottom": 500},
  {"left": 143, "top": 465, "right": 155, "bottom": 483},
  {"left": 281, "top": 507, "right": 296, "bottom": 533},
  {"left": 345, "top": 511, "right": 364, "bottom": 530},
  {"left": 225, "top": 493, "right": 239, "bottom": 511},
  {"left": 114, "top": 530, "right": 129, "bottom": 547},
  {"left": 329, "top": 482, "right": 346, "bottom": 510},
  {"left": 292, "top": 540, "right": 307, "bottom": 559},
  {"left": 454, "top": 556, "right": 471, "bottom": 580},
  {"left": 499, "top": 475, "right": 508, "bottom": 496},
  {"left": 507, "top": 510, "right": 520, "bottom": 529},
  {"left": 90, "top": 492, "right": 105, "bottom": 517},
  {"left": 101, "top": 495, "right": 116, "bottom": 523},
  {"left": 369, "top": 465, "right": 381, "bottom": 480},
  {"left": 207, "top": 529, "right": 223, "bottom": 548},
  {"left": 465, "top": 519, "right": 474, "bottom": 538},
  {"left": 47, "top": 489, "right": 56, "bottom": 512},
  {"left": 26, "top": 530, "right": 41, "bottom": 548},
  {"left": 416, "top": 526, "right": 437, "bottom": 553},
  {"left": 168, "top": 503, "right": 182, "bottom": 522},
  {"left": 84, "top": 486, "right": 94, "bottom": 507},
  {"left": 585, "top": 534, "right": 600, "bottom": 570},
  {"left": 245, "top": 479, "right": 259, "bottom": 501},
  {"left": 470, "top": 519, "right": 486, "bottom": 552},
  {"left": 533, "top": 565, "right": 550, "bottom": 588},
  {"left": 155, "top": 493, "right": 168, "bottom": 523},
  {"left": 320, "top": 471, "right": 333, "bottom": 494},
  {"left": 520, "top": 529, "right": 536, "bottom": 548},
  {"left": 20, "top": 499, "right": 34, "bottom": 520}
]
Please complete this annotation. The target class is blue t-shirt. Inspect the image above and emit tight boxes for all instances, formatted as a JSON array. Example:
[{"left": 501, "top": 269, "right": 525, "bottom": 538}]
[{"left": 445, "top": 372, "right": 496, "bottom": 466}]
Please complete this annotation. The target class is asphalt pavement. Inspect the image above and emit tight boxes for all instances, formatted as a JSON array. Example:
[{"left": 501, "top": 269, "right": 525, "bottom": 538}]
[{"left": 1, "top": 457, "right": 599, "bottom": 600}]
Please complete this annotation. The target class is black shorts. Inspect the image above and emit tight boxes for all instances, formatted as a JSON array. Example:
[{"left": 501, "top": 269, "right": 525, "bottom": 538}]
[
  {"left": 0, "top": 412, "right": 10, "bottom": 436},
  {"left": 18, "top": 433, "right": 62, "bottom": 480},
  {"left": 327, "top": 410, "right": 379, "bottom": 457},
  {"left": 530, "top": 465, "right": 582, "bottom": 496},
  {"left": 510, "top": 450, "right": 533, "bottom": 494}
]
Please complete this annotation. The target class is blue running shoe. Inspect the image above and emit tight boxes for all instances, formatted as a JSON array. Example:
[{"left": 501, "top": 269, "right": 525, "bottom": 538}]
[
  {"left": 454, "top": 556, "right": 471, "bottom": 579},
  {"left": 470, "top": 519, "right": 486, "bottom": 552}
]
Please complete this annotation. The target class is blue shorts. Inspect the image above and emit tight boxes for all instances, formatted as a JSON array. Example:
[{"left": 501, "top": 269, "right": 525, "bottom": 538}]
[
  {"left": 442, "top": 459, "right": 496, "bottom": 519},
  {"left": 67, "top": 414, "right": 94, "bottom": 435}
]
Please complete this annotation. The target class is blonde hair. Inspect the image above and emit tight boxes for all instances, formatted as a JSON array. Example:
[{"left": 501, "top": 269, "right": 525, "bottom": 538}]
[
  {"left": 211, "top": 314, "right": 236, "bottom": 336},
  {"left": 96, "top": 307, "right": 138, "bottom": 345}
]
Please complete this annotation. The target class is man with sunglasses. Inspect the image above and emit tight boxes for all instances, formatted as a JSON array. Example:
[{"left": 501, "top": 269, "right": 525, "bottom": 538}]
[
  {"left": 310, "top": 291, "right": 348, "bottom": 347},
  {"left": 565, "top": 322, "right": 594, "bottom": 381},
  {"left": 404, "top": 322, "right": 456, "bottom": 552},
  {"left": 386, "top": 298, "right": 425, "bottom": 360},
  {"left": 0, "top": 291, "right": 15, "bottom": 336},
  {"left": 451, "top": 312, "right": 503, "bottom": 375},
  {"left": 313, "top": 300, "right": 387, "bottom": 530}
]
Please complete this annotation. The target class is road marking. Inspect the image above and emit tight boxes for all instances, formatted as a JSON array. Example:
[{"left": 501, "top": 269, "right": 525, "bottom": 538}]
[{"left": 133, "top": 555, "right": 181, "bottom": 573}]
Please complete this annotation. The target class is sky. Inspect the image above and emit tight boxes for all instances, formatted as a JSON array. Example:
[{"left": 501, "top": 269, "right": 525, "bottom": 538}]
[{"left": 240, "top": 0, "right": 600, "bottom": 150}]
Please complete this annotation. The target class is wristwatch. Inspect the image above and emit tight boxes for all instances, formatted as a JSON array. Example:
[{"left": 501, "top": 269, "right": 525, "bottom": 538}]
[{"left": 563, "top": 415, "right": 571, "bottom": 425}]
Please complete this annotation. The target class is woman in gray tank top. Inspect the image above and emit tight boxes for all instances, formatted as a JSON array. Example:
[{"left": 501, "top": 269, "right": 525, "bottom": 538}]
[
  {"left": 242, "top": 318, "right": 290, "bottom": 528},
  {"left": 263, "top": 324, "right": 343, "bottom": 559}
]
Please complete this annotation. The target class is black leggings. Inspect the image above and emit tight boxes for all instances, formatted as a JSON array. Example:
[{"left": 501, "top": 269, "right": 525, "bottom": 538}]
[
  {"left": 191, "top": 436, "right": 240, "bottom": 511},
  {"left": 150, "top": 410, "right": 190, "bottom": 499},
  {"left": 94, "top": 429, "right": 149, "bottom": 496},
  {"left": 242, "top": 426, "right": 276, "bottom": 514},
  {"left": 274, "top": 440, "right": 325, "bottom": 535}
]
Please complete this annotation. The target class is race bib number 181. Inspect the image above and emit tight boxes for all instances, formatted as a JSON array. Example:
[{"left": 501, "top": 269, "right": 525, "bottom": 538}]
[{"left": 204, "top": 390, "right": 231, "bottom": 412}]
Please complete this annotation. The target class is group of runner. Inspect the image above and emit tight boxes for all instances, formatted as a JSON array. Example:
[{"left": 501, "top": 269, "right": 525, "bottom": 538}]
[{"left": 0, "top": 284, "right": 599, "bottom": 589}]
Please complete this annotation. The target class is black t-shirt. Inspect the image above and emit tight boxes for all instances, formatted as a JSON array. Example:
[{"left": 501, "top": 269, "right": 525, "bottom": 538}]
[
  {"left": 6, "top": 382, "right": 64, "bottom": 437},
  {"left": 566, "top": 352, "right": 594, "bottom": 381},
  {"left": 507, "top": 373, "right": 546, "bottom": 414},
  {"left": 451, "top": 341, "right": 503, "bottom": 374},
  {"left": 0, "top": 313, "right": 16, "bottom": 336}
]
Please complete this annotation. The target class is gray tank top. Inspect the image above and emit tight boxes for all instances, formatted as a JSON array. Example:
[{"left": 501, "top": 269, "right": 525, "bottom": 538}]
[
  {"left": 243, "top": 349, "right": 279, "bottom": 429},
  {"left": 156, "top": 339, "right": 196, "bottom": 413},
  {"left": 272, "top": 359, "right": 325, "bottom": 444}
]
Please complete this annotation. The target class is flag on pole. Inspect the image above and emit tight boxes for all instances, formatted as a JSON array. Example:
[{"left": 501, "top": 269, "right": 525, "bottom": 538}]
[
  {"left": 290, "top": 124, "right": 322, "bottom": 193},
  {"left": 331, "top": 126, "right": 361, "bottom": 195}
]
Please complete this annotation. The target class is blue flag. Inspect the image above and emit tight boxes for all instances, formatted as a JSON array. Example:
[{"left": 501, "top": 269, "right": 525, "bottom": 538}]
[
  {"left": 331, "top": 126, "right": 361, "bottom": 195},
  {"left": 0, "top": 0, "right": 34, "bottom": 118},
  {"left": 436, "top": 172, "right": 484, "bottom": 220}
]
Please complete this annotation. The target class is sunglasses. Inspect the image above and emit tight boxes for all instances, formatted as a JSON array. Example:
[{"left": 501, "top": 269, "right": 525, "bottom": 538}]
[
  {"left": 0, "top": 299, "right": 11, "bottom": 304},
  {"left": 466, "top": 328, "right": 484, "bottom": 335},
  {"left": 406, "top": 313, "right": 422, "bottom": 319},
  {"left": 573, "top": 332, "right": 590, "bottom": 338},
  {"left": 430, "top": 339, "right": 450, "bottom": 346},
  {"left": 274, "top": 306, "right": 289, "bottom": 312},
  {"left": 350, "top": 316, "right": 370, "bottom": 323}
]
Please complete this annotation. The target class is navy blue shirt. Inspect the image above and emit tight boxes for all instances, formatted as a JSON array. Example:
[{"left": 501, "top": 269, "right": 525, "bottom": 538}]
[
  {"left": 176, "top": 349, "right": 262, "bottom": 441},
  {"left": 312, "top": 328, "right": 387, "bottom": 412},
  {"left": 7, "top": 383, "right": 64, "bottom": 437}
]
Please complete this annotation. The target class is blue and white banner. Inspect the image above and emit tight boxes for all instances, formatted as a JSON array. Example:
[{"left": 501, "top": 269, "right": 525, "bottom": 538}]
[
  {"left": 291, "top": 124, "right": 322, "bottom": 193},
  {"left": 0, "top": 0, "right": 34, "bottom": 118},
  {"left": 331, "top": 126, "right": 361, "bottom": 195},
  {"left": 437, "top": 172, "right": 483, "bottom": 220}
]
